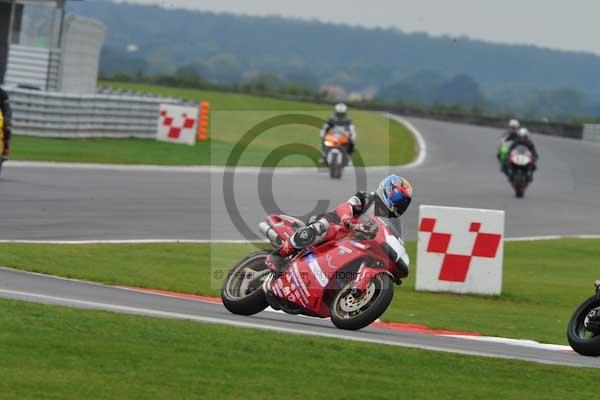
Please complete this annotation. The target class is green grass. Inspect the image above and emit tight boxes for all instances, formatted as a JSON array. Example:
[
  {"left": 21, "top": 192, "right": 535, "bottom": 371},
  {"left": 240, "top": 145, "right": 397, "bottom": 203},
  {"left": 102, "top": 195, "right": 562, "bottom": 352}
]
[
  {"left": 1, "top": 238, "right": 598, "bottom": 344},
  {"left": 10, "top": 81, "right": 416, "bottom": 166},
  {"left": 0, "top": 299, "right": 596, "bottom": 400}
]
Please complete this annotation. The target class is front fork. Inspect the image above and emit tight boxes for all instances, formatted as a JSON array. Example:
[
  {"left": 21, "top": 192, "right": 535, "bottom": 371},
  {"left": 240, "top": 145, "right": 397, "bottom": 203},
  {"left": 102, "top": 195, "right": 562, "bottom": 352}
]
[
  {"left": 352, "top": 262, "right": 394, "bottom": 293},
  {"left": 595, "top": 280, "right": 600, "bottom": 299}
]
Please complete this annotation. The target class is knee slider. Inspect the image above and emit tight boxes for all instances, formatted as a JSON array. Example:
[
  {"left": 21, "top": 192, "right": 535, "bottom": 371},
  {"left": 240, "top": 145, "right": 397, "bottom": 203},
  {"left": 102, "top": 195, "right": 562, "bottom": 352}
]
[{"left": 290, "top": 226, "right": 317, "bottom": 248}]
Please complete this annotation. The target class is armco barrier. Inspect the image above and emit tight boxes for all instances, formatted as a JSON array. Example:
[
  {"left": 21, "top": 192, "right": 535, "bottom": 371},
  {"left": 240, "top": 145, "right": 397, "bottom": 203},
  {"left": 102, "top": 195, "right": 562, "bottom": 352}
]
[
  {"left": 5, "top": 85, "right": 585, "bottom": 140},
  {"left": 5, "top": 87, "right": 193, "bottom": 138},
  {"left": 346, "top": 102, "right": 584, "bottom": 140},
  {"left": 275, "top": 93, "right": 584, "bottom": 140}
]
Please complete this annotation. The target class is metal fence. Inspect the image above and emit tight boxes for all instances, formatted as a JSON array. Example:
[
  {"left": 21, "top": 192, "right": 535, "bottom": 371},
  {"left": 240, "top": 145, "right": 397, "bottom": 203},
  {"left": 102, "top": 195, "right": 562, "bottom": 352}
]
[{"left": 5, "top": 87, "right": 194, "bottom": 138}]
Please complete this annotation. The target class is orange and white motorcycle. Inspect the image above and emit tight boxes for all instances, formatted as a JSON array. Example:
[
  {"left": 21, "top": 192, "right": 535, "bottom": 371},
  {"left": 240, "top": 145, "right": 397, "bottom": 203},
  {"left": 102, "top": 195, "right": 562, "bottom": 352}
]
[{"left": 322, "top": 126, "right": 352, "bottom": 179}]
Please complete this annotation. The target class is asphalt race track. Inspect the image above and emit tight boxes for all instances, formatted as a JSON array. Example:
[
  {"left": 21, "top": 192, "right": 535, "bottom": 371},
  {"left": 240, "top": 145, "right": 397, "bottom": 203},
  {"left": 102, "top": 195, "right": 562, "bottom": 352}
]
[
  {"left": 1, "top": 117, "right": 599, "bottom": 241},
  {"left": 1, "top": 267, "right": 599, "bottom": 368},
  {"left": 1, "top": 116, "right": 600, "bottom": 366}
]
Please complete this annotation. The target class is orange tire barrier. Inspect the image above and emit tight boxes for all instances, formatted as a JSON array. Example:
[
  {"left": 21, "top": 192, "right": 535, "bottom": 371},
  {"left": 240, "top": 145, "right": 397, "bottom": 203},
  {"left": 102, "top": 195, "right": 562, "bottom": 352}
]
[{"left": 198, "top": 101, "right": 210, "bottom": 141}]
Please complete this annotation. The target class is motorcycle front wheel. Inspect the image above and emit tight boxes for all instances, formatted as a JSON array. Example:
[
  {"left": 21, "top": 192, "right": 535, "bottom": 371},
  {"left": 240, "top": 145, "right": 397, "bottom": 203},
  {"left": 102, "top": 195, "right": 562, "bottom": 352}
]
[
  {"left": 221, "top": 251, "right": 270, "bottom": 316},
  {"left": 328, "top": 151, "right": 342, "bottom": 179},
  {"left": 330, "top": 273, "right": 394, "bottom": 330},
  {"left": 567, "top": 296, "right": 600, "bottom": 357},
  {"left": 512, "top": 170, "right": 526, "bottom": 198}
]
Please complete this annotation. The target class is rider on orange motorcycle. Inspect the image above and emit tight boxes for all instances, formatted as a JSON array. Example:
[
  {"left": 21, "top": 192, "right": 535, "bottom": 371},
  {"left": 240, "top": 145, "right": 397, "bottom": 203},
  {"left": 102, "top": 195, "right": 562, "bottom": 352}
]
[
  {"left": 266, "top": 175, "right": 413, "bottom": 272},
  {"left": 320, "top": 103, "right": 357, "bottom": 161}
]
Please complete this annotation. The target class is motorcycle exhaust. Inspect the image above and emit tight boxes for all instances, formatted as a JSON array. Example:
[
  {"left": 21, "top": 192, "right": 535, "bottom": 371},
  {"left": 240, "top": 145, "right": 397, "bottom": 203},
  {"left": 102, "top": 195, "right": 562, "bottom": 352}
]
[{"left": 258, "top": 222, "right": 282, "bottom": 246}]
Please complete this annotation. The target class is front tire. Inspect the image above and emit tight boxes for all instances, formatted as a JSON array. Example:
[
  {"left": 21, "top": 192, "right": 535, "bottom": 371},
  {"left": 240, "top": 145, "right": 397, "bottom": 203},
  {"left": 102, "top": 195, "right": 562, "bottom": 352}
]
[
  {"left": 330, "top": 273, "right": 394, "bottom": 330},
  {"left": 221, "top": 251, "right": 270, "bottom": 316},
  {"left": 329, "top": 152, "right": 341, "bottom": 179},
  {"left": 567, "top": 296, "right": 600, "bottom": 357}
]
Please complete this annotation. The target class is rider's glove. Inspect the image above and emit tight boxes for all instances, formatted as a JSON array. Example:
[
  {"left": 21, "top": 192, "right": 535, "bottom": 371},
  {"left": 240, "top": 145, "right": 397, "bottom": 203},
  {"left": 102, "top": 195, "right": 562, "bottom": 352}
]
[{"left": 345, "top": 221, "right": 378, "bottom": 239}]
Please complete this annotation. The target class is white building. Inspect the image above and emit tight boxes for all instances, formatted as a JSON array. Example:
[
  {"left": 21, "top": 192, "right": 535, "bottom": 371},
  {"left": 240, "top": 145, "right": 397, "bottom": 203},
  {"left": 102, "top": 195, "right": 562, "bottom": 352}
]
[{"left": 0, "top": 0, "right": 106, "bottom": 94}]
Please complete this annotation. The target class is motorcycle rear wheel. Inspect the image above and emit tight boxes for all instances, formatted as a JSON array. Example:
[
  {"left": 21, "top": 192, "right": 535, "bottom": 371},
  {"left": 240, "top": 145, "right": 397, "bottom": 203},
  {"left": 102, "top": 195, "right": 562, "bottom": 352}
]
[
  {"left": 221, "top": 251, "right": 270, "bottom": 316},
  {"left": 567, "top": 295, "right": 600, "bottom": 357},
  {"left": 515, "top": 187, "right": 524, "bottom": 198},
  {"left": 330, "top": 273, "right": 394, "bottom": 330}
]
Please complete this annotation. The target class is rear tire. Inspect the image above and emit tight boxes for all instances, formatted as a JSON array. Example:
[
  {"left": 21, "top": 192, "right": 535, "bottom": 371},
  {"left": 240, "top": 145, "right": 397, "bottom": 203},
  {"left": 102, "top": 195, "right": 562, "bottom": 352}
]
[
  {"left": 567, "top": 296, "right": 600, "bottom": 357},
  {"left": 330, "top": 273, "right": 394, "bottom": 330},
  {"left": 221, "top": 251, "right": 270, "bottom": 316}
]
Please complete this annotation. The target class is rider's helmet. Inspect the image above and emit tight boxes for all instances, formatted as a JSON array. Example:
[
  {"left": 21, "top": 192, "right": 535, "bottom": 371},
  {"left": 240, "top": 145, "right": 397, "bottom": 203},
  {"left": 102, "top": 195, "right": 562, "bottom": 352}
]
[
  {"left": 375, "top": 175, "right": 413, "bottom": 218},
  {"left": 508, "top": 119, "right": 520, "bottom": 132},
  {"left": 517, "top": 127, "right": 529, "bottom": 139},
  {"left": 334, "top": 103, "right": 348, "bottom": 120}
]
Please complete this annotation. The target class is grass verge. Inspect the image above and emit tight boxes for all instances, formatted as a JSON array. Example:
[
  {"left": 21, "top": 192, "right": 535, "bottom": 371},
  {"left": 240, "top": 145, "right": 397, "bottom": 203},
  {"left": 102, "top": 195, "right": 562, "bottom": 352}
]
[
  {"left": 0, "top": 238, "right": 598, "bottom": 344},
  {"left": 10, "top": 82, "right": 416, "bottom": 166},
  {"left": 0, "top": 299, "right": 596, "bottom": 400}
]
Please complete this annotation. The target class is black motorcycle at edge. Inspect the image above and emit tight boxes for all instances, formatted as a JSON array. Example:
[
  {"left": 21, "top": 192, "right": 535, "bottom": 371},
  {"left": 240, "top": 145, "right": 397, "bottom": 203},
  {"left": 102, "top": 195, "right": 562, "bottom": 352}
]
[{"left": 567, "top": 280, "right": 600, "bottom": 356}]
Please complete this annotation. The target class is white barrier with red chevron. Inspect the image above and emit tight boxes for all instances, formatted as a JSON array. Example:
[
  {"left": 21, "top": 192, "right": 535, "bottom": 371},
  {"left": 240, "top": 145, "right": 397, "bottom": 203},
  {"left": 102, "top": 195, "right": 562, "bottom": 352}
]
[
  {"left": 416, "top": 205, "right": 505, "bottom": 295},
  {"left": 156, "top": 104, "right": 199, "bottom": 145}
]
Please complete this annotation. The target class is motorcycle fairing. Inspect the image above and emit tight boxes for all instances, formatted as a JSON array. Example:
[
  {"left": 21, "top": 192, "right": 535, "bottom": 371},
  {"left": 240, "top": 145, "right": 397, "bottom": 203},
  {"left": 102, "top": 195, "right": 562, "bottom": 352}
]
[{"left": 269, "top": 217, "right": 408, "bottom": 317}]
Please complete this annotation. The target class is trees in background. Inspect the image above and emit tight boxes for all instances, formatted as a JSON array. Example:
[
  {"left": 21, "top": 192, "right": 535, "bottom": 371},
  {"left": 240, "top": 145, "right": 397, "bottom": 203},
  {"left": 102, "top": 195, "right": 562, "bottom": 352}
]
[{"left": 86, "top": 1, "right": 600, "bottom": 121}]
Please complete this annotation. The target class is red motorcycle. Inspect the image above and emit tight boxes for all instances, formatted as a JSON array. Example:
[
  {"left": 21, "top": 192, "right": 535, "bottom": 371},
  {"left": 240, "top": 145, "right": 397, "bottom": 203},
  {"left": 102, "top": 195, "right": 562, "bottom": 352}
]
[{"left": 221, "top": 214, "right": 409, "bottom": 330}]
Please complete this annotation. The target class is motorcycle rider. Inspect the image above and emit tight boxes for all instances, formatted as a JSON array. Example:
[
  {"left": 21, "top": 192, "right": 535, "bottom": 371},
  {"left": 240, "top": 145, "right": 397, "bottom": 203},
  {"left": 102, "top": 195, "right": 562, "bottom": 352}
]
[
  {"left": 497, "top": 119, "right": 520, "bottom": 166},
  {"left": 505, "top": 127, "right": 539, "bottom": 180},
  {"left": 266, "top": 175, "right": 413, "bottom": 274},
  {"left": 320, "top": 103, "right": 357, "bottom": 163},
  {"left": 503, "top": 119, "right": 521, "bottom": 142},
  {"left": 0, "top": 87, "right": 12, "bottom": 162}
]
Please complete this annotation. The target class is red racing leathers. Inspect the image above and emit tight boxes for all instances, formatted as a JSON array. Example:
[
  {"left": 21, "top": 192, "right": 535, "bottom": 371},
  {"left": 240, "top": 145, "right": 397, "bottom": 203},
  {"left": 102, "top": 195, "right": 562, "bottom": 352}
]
[{"left": 276, "top": 191, "right": 375, "bottom": 258}]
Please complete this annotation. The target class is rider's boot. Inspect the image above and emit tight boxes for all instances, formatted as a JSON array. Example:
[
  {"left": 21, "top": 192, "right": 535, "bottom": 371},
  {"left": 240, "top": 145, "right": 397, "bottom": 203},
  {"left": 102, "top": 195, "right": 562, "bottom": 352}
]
[
  {"left": 267, "top": 221, "right": 329, "bottom": 275},
  {"left": 265, "top": 233, "right": 305, "bottom": 276}
]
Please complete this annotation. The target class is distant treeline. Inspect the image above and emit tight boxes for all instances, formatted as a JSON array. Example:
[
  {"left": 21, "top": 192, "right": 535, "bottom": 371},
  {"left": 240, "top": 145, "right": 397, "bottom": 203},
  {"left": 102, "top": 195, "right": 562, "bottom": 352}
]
[
  {"left": 102, "top": 70, "right": 600, "bottom": 124},
  {"left": 100, "top": 70, "right": 325, "bottom": 100}
]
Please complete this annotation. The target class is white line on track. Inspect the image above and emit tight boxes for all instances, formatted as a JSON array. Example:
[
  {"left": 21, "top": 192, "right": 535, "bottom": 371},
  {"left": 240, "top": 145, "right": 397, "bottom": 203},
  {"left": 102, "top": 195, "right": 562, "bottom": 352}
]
[
  {"left": 442, "top": 334, "right": 572, "bottom": 352},
  {"left": 0, "top": 288, "right": 578, "bottom": 366},
  {"left": 386, "top": 114, "right": 427, "bottom": 168},
  {"left": 504, "top": 235, "right": 600, "bottom": 242}
]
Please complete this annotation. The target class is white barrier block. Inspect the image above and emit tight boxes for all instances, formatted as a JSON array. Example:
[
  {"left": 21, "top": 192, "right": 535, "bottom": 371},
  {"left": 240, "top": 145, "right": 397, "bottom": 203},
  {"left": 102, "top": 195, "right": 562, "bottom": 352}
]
[
  {"left": 416, "top": 205, "right": 505, "bottom": 295},
  {"left": 156, "top": 104, "right": 198, "bottom": 145}
]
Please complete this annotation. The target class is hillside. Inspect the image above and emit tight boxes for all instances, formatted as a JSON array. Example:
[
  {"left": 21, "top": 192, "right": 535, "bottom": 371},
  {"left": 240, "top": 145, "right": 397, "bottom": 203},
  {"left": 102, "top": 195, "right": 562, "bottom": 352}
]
[{"left": 69, "top": 1, "right": 600, "bottom": 96}]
